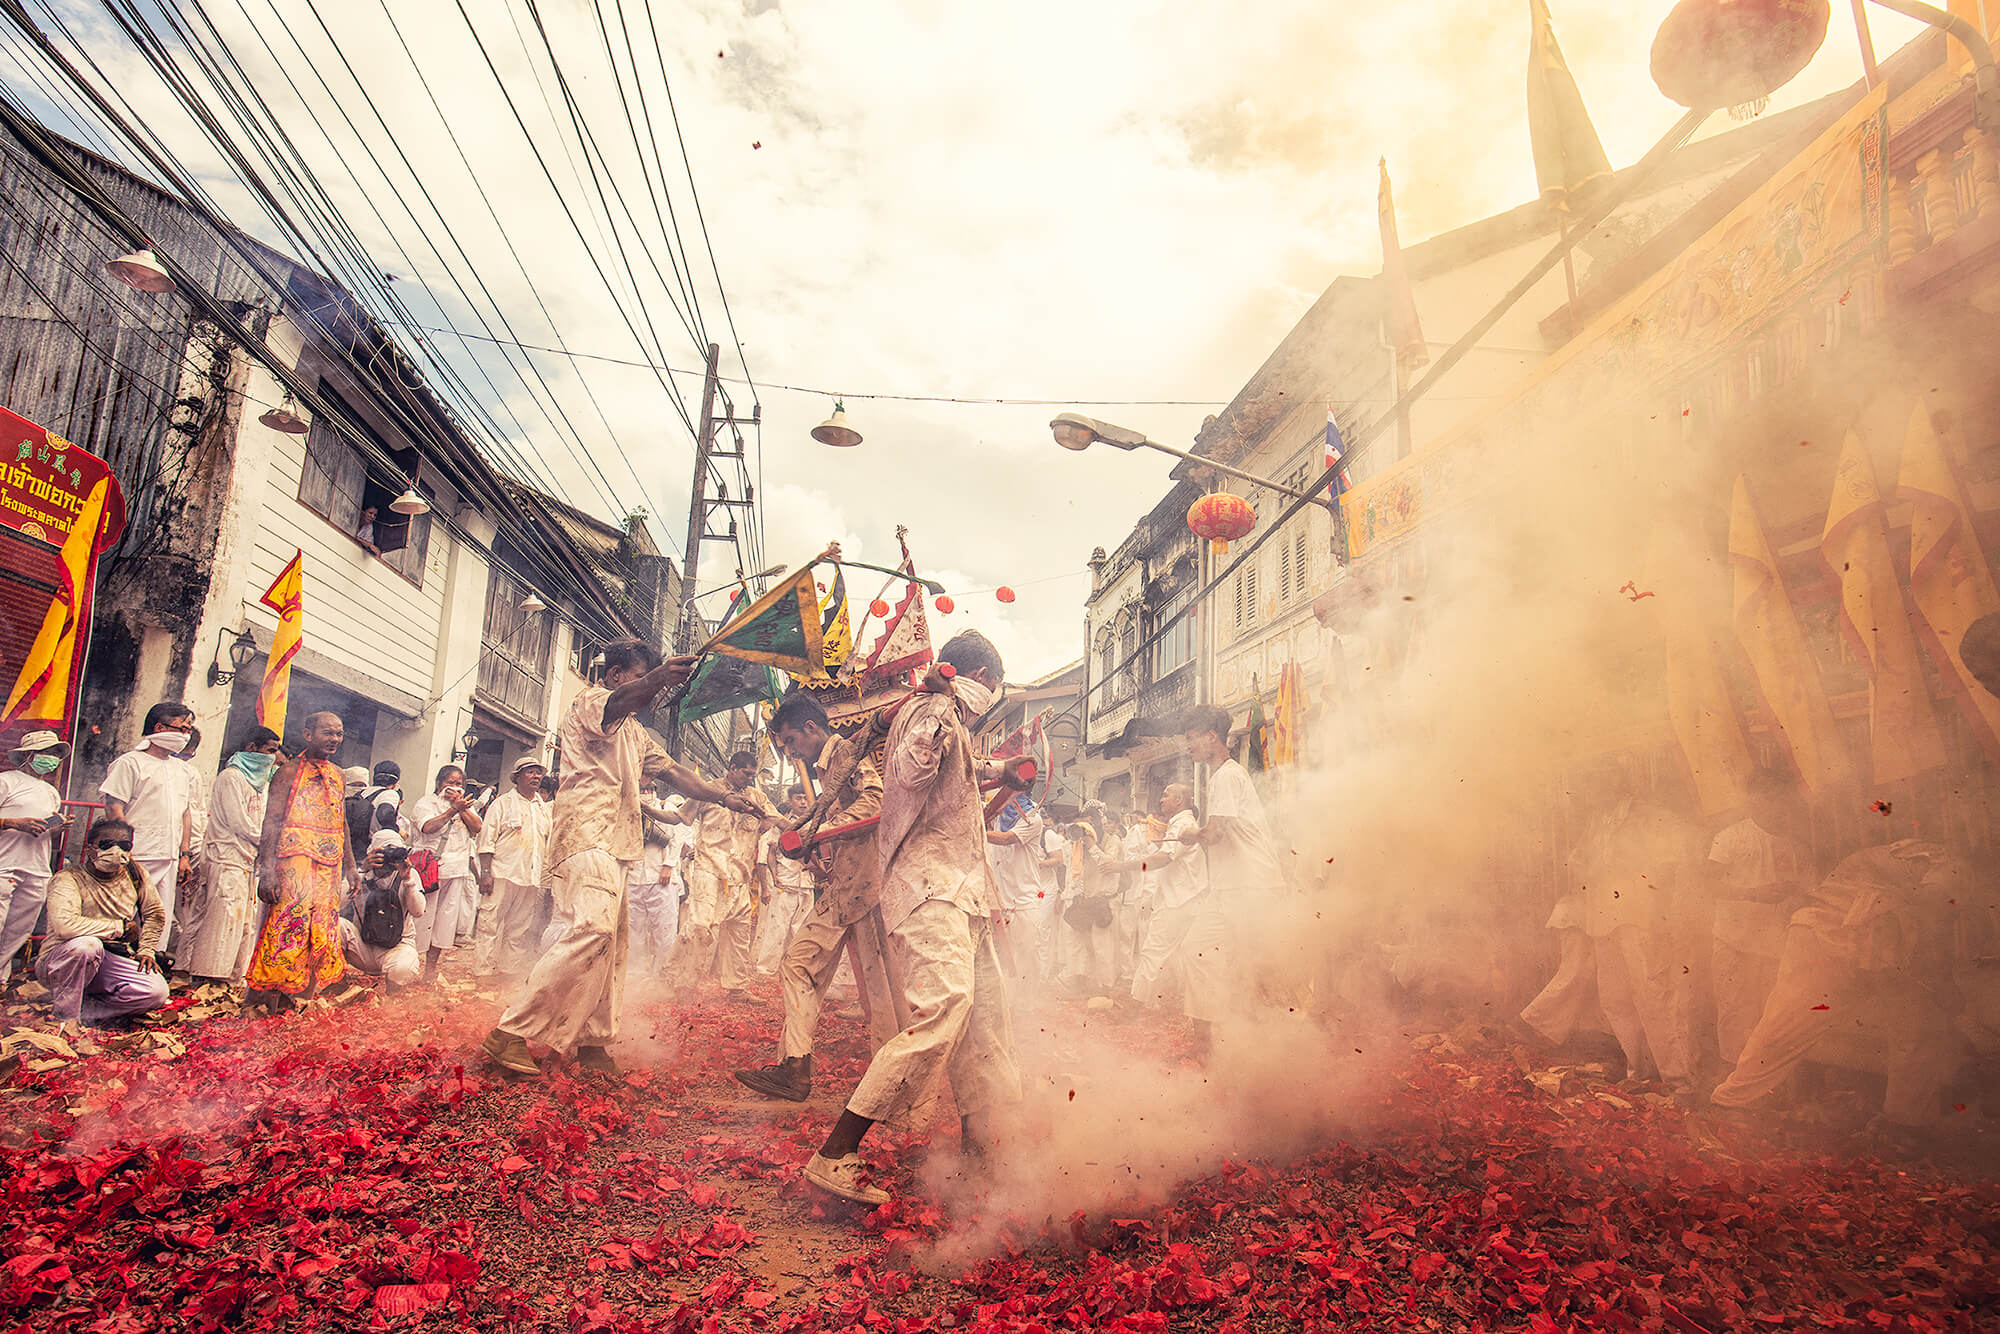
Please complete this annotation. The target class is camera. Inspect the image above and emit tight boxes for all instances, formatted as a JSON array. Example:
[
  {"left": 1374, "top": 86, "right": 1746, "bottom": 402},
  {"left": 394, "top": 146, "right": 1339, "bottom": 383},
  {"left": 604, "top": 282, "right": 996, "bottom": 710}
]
[{"left": 379, "top": 846, "right": 410, "bottom": 866}]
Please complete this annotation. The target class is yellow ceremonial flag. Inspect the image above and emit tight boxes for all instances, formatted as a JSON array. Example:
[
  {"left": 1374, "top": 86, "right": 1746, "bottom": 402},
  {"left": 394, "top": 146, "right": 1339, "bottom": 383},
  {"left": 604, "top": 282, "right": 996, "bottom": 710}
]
[
  {"left": 1268, "top": 661, "right": 1302, "bottom": 769},
  {"left": 1821, "top": 431, "right": 1946, "bottom": 784},
  {"left": 1647, "top": 523, "right": 1753, "bottom": 815},
  {"left": 1898, "top": 401, "right": 2000, "bottom": 752},
  {"left": 2, "top": 476, "right": 109, "bottom": 724},
  {"left": 1729, "top": 476, "right": 1852, "bottom": 793},
  {"left": 257, "top": 551, "right": 304, "bottom": 736}
]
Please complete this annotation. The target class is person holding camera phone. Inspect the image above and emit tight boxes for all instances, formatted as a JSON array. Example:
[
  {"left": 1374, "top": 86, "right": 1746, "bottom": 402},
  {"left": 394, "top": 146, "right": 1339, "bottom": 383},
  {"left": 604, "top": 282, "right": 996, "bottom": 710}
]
[
  {"left": 36, "top": 815, "right": 169, "bottom": 1030},
  {"left": 0, "top": 731, "right": 74, "bottom": 987},
  {"left": 411, "top": 763, "right": 484, "bottom": 984}
]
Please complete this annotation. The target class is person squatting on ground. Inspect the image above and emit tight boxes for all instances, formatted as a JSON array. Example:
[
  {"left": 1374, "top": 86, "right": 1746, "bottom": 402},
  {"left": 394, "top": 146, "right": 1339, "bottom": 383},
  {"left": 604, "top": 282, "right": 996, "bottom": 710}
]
[
  {"left": 1129, "top": 783, "right": 1210, "bottom": 1013},
  {"left": 411, "top": 764, "right": 483, "bottom": 984},
  {"left": 802, "top": 631, "right": 1032, "bottom": 1206},
  {"left": 244, "top": 712, "right": 354, "bottom": 1011},
  {"left": 0, "top": 730, "right": 73, "bottom": 987},
  {"left": 340, "top": 829, "right": 427, "bottom": 990},
  {"left": 734, "top": 691, "right": 884, "bottom": 1103},
  {"left": 37, "top": 816, "right": 170, "bottom": 1028},
  {"left": 669, "top": 750, "right": 778, "bottom": 1003},
  {"left": 174, "top": 727, "right": 281, "bottom": 984},
  {"left": 99, "top": 701, "right": 196, "bottom": 945},
  {"left": 480, "top": 640, "right": 762, "bottom": 1079},
  {"left": 476, "top": 757, "right": 550, "bottom": 980},
  {"left": 753, "top": 784, "right": 817, "bottom": 975}
]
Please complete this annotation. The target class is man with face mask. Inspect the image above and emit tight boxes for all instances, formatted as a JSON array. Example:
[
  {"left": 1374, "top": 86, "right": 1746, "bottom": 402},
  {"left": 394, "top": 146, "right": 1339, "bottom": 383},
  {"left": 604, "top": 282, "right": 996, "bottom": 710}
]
[
  {"left": 99, "top": 702, "right": 197, "bottom": 946},
  {"left": 0, "top": 731, "right": 73, "bottom": 986},
  {"left": 802, "top": 630, "right": 1032, "bottom": 1206},
  {"left": 244, "top": 712, "right": 355, "bottom": 1010},
  {"left": 669, "top": 749, "right": 779, "bottom": 1004},
  {"left": 481, "top": 639, "right": 760, "bottom": 1078},
  {"left": 36, "top": 816, "right": 169, "bottom": 1029},
  {"left": 174, "top": 727, "right": 281, "bottom": 984}
]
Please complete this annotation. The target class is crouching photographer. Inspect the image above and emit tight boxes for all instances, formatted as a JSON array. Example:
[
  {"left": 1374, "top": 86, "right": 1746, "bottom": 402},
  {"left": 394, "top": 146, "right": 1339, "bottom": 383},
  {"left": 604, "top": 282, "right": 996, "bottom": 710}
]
[
  {"left": 340, "top": 830, "right": 426, "bottom": 992},
  {"left": 36, "top": 816, "right": 170, "bottom": 1031}
]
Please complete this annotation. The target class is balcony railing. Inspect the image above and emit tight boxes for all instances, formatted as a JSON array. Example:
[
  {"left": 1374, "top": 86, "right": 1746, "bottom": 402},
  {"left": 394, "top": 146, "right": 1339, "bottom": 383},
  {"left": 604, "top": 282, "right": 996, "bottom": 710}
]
[
  {"left": 1886, "top": 81, "right": 2000, "bottom": 302},
  {"left": 1136, "top": 661, "right": 1195, "bottom": 723}
]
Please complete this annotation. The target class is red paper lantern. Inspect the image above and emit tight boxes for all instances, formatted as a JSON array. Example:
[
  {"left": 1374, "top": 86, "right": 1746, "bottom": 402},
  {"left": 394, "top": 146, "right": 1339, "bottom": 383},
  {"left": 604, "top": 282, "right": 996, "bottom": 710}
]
[
  {"left": 935, "top": 595, "right": 955, "bottom": 614},
  {"left": 869, "top": 598, "right": 890, "bottom": 618},
  {"left": 995, "top": 586, "right": 1016, "bottom": 603},
  {"left": 1186, "top": 492, "right": 1256, "bottom": 553},
  {"left": 1650, "top": 0, "right": 1829, "bottom": 111}
]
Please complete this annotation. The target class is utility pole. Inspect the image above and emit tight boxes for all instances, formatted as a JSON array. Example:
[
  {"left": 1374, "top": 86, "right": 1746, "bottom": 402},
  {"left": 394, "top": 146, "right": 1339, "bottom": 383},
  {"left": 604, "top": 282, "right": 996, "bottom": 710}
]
[{"left": 670, "top": 342, "right": 723, "bottom": 759}]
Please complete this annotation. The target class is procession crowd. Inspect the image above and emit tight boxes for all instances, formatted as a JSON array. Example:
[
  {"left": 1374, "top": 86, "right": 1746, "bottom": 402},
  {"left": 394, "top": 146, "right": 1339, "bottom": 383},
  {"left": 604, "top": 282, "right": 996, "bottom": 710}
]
[{"left": 0, "top": 627, "right": 1297, "bottom": 1204}]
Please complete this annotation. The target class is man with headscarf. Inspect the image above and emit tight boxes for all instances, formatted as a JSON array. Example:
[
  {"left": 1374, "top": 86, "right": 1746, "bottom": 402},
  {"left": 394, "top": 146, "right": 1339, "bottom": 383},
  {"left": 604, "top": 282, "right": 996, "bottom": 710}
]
[
  {"left": 244, "top": 712, "right": 353, "bottom": 1011},
  {"left": 37, "top": 815, "right": 169, "bottom": 1029},
  {"left": 99, "top": 702, "right": 196, "bottom": 943},
  {"left": 0, "top": 731, "right": 72, "bottom": 986},
  {"left": 801, "top": 630, "right": 1032, "bottom": 1206},
  {"left": 480, "top": 640, "right": 759, "bottom": 1079},
  {"left": 175, "top": 727, "right": 281, "bottom": 983}
]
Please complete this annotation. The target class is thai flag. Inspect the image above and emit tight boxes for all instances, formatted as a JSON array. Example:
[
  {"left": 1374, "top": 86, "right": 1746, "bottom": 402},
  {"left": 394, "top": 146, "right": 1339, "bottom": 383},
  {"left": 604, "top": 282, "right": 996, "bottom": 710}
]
[{"left": 1325, "top": 408, "right": 1353, "bottom": 499}]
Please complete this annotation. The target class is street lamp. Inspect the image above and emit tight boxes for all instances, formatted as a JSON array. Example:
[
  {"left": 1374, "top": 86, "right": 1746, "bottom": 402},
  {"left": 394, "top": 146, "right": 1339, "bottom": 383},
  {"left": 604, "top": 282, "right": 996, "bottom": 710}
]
[
  {"left": 1049, "top": 412, "right": 1336, "bottom": 510},
  {"left": 205, "top": 627, "right": 259, "bottom": 687}
]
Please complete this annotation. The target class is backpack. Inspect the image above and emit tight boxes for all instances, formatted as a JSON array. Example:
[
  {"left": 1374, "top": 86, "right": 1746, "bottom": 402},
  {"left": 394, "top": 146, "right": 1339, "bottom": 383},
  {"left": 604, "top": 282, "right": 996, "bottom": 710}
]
[
  {"left": 344, "top": 793, "right": 375, "bottom": 862},
  {"left": 405, "top": 847, "right": 441, "bottom": 892},
  {"left": 356, "top": 874, "right": 408, "bottom": 949}
]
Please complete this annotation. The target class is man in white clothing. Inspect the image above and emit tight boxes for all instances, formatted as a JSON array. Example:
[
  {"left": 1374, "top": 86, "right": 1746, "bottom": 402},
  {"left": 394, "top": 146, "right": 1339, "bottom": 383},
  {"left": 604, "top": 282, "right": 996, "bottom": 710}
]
[
  {"left": 670, "top": 751, "right": 777, "bottom": 1002},
  {"left": 175, "top": 727, "right": 281, "bottom": 982},
  {"left": 0, "top": 731, "right": 72, "bottom": 985},
  {"left": 802, "top": 631, "right": 1032, "bottom": 1207},
  {"left": 410, "top": 763, "right": 483, "bottom": 983},
  {"left": 481, "top": 639, "right": 754, "bottom": 1078},
  {"left": 1181, "top": 705, "right": 1283, "bottom": 1054},
  {"left": 1129, "top": 784, "right": 1212, "bottom": 1014},
  {"left": 753, "top": 785, "right": 816, "bottom": 975},
  {"left": 1706, "top": 771, "right": 1807, "bottom": 1065},
  {"left": 476, "top": 757, "right": 551, "bottom": 979},
  {"left": 984, "top": 797, "right": 1053, "bottom": 992},
  {"left": 99, "top": 702, "right": 197, "bottom": 944},
  {"left": 341, "top": 830, "right": 427, "bottom": 990}
]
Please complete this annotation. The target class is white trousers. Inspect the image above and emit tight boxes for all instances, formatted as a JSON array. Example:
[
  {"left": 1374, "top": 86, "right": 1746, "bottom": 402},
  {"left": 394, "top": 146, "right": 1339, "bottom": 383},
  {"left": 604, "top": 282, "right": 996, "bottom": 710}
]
[
  {"left": 414, "top": 875, "right": 476, "bottom": 954},
  {"left": 627, "top": 878, "right": 679, "bottom": 978},
  {"left": 175, "top": 862, "right": 258, "bottom": 981},
  {"left": 339, "top": 918, "right": 422, "bottom": 987},
  {"left": 498, "top": 851, "right": 628, "bottom": 1053},
  {"left": 754, "top": 888, "right": 813, "bottom": 974},
  {"left": 136, "top": 857, "right": 179, "bottom": 951},
  {"left": 0, "top": 866, "right": 50, "bottom": 984},
  {"left": 779, "top": 903, "right": 849, "bottom": 1060},
  {"left": 1520, "top": 926, "right": 1697, "bottom": 1082},
  {"left": 847, "top": 900, "right": 1021, "bottom": 1132},
  {"left": 670, "top": 870, "right": 755, "bottom": 992},
  {"left": 1130, "top": 892, "right": 1227, "bottom": 1022}
]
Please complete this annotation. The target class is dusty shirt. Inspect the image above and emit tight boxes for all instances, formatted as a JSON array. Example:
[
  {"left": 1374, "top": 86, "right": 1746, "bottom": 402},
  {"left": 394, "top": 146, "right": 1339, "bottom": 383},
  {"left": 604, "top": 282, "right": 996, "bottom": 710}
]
[
  {"left": 1202, "top": 759, "right": 1281, "bottom": 892},
  {"left": 548, "top": 686, "right": 667, "bottom": 868},
  {"left": 205, "top": 768, "right": 266, "bottom": 872},
  {"left": 686, "top": 788, "right": 776, "bottom": 884},
  {"left": 0, "top": 770, "right": 61, "bottom": 887},
  {"left": 478, "top": 789, "right": 551, "bottom": 885},
  {"left": 1146, "top": 809, "right": 1206, "bottom": 911},
  {"left": 804, "top": 732, "right": 884, "bottom": 926},
  {"left": 762, "top": 829, "right": 815, "bottom": 894},
  {"left": 46, "top": 860, "right": 164, "bottom": 952},
  {"left": 875, "top": 685, "right": 997, "bottom": 932},
  {"left": 100, "top": 747, "right": 193, "bottom": 862},
  {"left": 988, "top": 807, "right": 1052, "bottom": 912}
]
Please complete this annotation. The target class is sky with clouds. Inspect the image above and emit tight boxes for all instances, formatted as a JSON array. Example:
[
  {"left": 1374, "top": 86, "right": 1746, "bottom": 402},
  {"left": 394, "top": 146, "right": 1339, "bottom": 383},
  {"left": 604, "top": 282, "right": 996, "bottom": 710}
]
[{"left": 7, "top": 1, "right": 1929, "bottom": 678}]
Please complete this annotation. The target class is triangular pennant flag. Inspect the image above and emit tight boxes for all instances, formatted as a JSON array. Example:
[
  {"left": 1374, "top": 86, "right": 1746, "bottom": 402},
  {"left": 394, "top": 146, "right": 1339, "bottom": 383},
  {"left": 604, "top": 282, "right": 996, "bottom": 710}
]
[
  {"left": 1527, "top": 0, "right": 1612, "bottom": 203},
  {"left": 862, "top": 574, "right": 933, "bottom": 678},
  {"left": 702, "top": 564, "right": 826, "bottom": 675},
  {"left": 257, "top": 551, "right": 304, "bottom": 736},
  {"left": 1378, "top": 159, "right": 1430, "bottom": 375},
  {"left": 3, "top": 476, "right": 109, "bottom": 725},
  {"left": 679, "top": 652, "right": 783, "bottom": 724}
]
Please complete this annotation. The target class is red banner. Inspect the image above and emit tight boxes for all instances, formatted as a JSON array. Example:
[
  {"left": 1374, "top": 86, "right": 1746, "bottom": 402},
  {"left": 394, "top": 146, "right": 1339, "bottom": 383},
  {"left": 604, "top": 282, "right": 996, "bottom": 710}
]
[{"left": 0, "top": 405, "right": 126, "bottom": 747}]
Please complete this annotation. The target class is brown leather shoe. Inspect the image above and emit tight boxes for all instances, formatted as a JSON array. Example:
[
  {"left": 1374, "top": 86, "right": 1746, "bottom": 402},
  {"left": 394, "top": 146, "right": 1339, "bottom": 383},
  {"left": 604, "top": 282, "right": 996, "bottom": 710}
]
[
  {"left": 480, "top": 1028, "right": 538, "bottom": 1076},
  {"left": 576, "top": 1045, "right": 621, "bottom": 1077},
  {"left": 733, "top": 1055, "right": 811, "bottom": 1102}
]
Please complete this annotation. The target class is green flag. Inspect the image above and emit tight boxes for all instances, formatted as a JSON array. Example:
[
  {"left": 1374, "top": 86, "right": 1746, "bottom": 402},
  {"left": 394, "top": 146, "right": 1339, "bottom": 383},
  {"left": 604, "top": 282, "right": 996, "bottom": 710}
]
[
  {"left": 678, "top": 651, "right": 782, "bottom": 723},
  {"left": 702, "top": 563, "right": 825, "bottom": 674}
]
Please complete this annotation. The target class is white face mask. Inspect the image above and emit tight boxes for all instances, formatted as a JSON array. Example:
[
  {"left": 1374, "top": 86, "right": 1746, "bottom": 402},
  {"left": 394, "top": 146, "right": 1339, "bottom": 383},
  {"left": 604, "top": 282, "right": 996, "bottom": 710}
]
[
  {"left": 952, "top": 676, "right": 994, "bottom": 720},
  {"left": 147, "top": 730, "right": 191, "bottom": 753},
  {"left": 91, "top": 845, "right": 130, "bottom": 874}
]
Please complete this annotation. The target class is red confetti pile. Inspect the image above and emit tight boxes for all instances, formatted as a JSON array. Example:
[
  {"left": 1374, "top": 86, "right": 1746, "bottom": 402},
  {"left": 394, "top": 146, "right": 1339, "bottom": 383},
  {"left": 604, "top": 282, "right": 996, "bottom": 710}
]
[{"left": 1, "top": 981, "right": 1994, "bottom": 1333}]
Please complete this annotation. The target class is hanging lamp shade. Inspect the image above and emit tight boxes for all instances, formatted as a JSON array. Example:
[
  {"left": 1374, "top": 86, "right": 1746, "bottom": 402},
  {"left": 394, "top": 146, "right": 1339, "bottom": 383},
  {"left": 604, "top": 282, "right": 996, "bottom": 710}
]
[
  {"left": 1649, "top": 0, "right": 1829, "bottom": 111},
  {"left": 389, "top": 487, "right": 429, "bottom": 516},
  {"left": 520, "top": 592, "right": 548, "bottom": 613},
  {"left": 258, "top": 392, "right": 310, "bottom": 434},
  {"left": 106, "top": 247, "right": 175, "bottom": 293},
  {"left": 1187, "top": 492, "right": 1256, "bottom": 554},
  {"left": 811, "top": 399, "right": 862, "bottom": 448}
]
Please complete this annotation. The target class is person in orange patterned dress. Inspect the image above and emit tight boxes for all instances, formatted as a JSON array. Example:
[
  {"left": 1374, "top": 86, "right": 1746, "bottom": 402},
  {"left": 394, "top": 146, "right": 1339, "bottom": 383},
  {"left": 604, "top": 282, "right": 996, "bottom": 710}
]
[{"left": 244, "top": 711, "right": 353, "bottom": 1011}]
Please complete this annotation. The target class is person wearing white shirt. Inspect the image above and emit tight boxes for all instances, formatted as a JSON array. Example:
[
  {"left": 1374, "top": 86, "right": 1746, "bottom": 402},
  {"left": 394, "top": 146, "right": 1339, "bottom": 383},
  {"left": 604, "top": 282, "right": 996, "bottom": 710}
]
[
  {"left": 1181, "top": 705, "right": 1284, "bottom": 1055},
  {"left": 627, "top": 814, "right": 679, "bottom": 979},
  {"left": 475, "top": 758, "right": 552, "bottom": 980},
  {"left": 1129, "top": 784, "right": 1212, "bottom": 1012},
  {"left": 1113, "top": 811, "right": 1153, "bottom": 986},
  {"left": 99, "top": 702, "right": 197, "bottom": 945},
  {"left": 984, "top": 798, "right": 1053, "bottom": 990},
  {"left": 753, "top": 786, "right": 816, "bottom": 975},
  {"left": 175, "top": 727, "right": 280, "bottom": 982},
  {"left": 0, "top": 731, "right": 73, "bottom": 985},
  {"left": 409, "top": 763, "right": 483, "bottom": 983}
]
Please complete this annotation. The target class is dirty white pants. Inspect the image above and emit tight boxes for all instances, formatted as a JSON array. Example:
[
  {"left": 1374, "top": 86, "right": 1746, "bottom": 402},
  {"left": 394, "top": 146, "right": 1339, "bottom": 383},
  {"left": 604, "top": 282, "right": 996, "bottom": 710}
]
[
  {"left": 670, "top": 870, "right": 755, "bottom": 992},
  {"left": 780, "top": 903, "right": 849, "bottom": 1060},
  {"left": 1130, "top": 892, "right": 1227, "bottom": 1023},
  {"left": 755, "top": 889, "right": 813, "bottom": 974},
  {"left": 627, "top": 878, "right": 679, "bottom": 978},
  {"left": 338, "top": 919, "right": 421, "bottom": 988},
  {"left": 1520, "top": 925, "right": 1696, "bottom": 1082},
  {"left": 846, "top": 900, "right": 1021, "bottom": 1131},
  {"left": 497, "top": 850, "right": 628, "bottom": 1053}
]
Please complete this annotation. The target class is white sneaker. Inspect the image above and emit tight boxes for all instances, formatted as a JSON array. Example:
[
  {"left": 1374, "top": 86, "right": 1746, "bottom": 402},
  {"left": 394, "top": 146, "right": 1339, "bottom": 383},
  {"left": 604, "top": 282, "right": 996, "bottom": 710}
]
[{"left": 801, "top": 1151, "right": 889, "bottom": 1206}]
